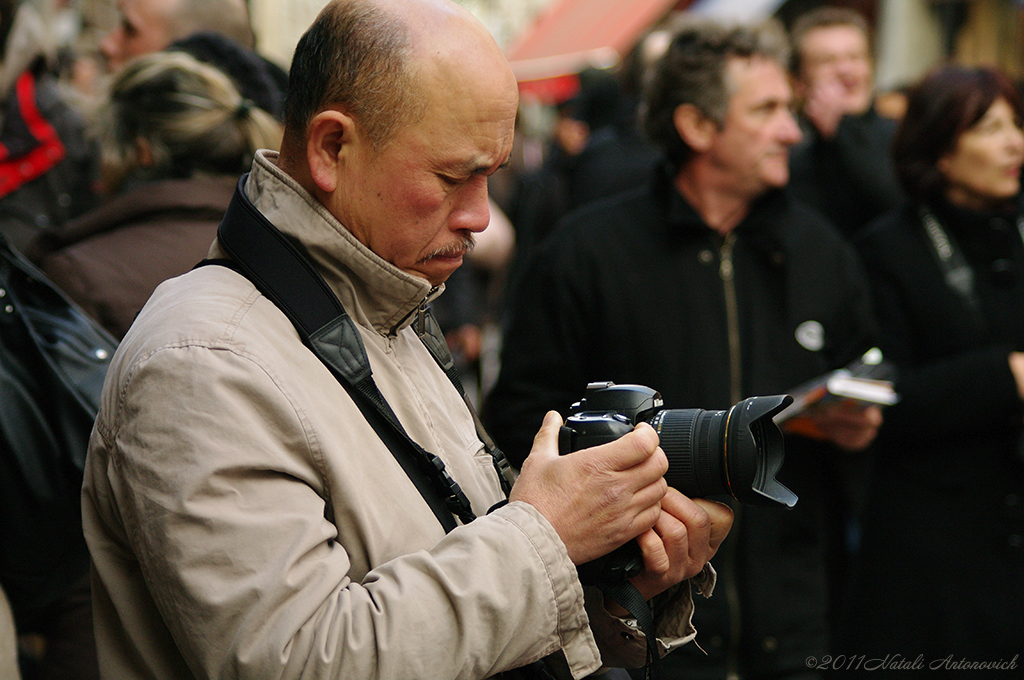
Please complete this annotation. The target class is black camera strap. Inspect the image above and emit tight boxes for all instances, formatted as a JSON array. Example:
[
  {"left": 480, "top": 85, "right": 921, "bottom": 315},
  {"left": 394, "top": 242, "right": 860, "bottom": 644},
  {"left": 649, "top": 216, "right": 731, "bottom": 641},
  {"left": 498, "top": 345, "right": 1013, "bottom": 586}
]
[
  {"left": 203, "top": 176, "right": 515, "bottom": 532},
  {"left": 602, "top": 580, "right": 662, "bottom": 680}
]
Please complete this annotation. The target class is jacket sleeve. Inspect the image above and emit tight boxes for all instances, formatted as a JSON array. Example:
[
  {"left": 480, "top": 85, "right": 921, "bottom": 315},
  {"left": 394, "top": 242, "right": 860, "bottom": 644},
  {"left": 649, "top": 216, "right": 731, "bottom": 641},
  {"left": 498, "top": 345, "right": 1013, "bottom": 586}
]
[{"left": 87, "top": 342, "right": 604, "bottom": 680}]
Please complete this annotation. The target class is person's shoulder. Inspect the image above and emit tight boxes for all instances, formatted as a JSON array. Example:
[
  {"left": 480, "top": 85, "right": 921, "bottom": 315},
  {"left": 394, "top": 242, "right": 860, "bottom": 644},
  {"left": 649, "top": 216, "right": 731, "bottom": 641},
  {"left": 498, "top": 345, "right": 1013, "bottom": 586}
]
[
  {"left": 93, "top": 264, "right": 310, "bottom": 450},
  {"left": 526, "top": 186, "right": 656, "bottom": 276},
  {"left": 852, "top": 106, "right": 899, "bottom": 136},
  {"left": 851, "top": 203, "right": 921, "bottom": 271},
  {"left": 554, "top": 182, "right": 657, "bottom": 240},
  {"left": 29, "top": 177, "right": 233, "bottom": 267},
  {"left": 769, "top": 194, "right": 871, "bottom": 275},
  {"left": 119, "top": 264, "right": 290, "bottom": 364}
]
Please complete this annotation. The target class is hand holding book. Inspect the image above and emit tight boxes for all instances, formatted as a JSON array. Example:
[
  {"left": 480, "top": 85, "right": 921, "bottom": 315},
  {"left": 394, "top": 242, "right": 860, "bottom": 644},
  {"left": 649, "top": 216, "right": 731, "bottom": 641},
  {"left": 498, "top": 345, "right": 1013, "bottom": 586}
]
[{"left": 774, "top": 348, "right": 898, "bottom": 446}]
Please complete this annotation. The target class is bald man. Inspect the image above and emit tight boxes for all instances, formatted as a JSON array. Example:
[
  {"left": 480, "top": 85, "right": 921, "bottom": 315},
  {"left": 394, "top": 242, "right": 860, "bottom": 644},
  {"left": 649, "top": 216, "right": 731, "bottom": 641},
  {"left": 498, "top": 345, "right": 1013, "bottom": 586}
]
[
  {"left": 100, "top": 0, "right": 254, "bottom": 69},
  {"left": 82, "top": 2, "right": 732, "bottom": 678}
]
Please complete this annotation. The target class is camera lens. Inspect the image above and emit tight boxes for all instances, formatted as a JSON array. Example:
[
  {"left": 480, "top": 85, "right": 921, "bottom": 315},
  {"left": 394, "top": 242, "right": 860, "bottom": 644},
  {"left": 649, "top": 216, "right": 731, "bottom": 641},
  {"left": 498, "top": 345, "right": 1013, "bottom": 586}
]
[
  {"left": 648, "top": 408, "right": 721, "bottom": 499},
  {"left": 646, "top": 395, "right": 797, "bottom": 507}
]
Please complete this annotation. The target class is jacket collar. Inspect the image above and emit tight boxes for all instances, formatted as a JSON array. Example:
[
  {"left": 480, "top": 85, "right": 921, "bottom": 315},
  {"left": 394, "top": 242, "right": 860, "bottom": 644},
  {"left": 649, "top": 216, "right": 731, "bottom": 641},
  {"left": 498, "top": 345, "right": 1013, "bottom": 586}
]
[
  {"left": 241, "top": 150, "right": 436, "bottom": 336},
  {"left": 28, "top": 176, "right": 236, "bottom": 254},
  {"left": 654, "top": 160, "right": 790, "bottom": 251}
]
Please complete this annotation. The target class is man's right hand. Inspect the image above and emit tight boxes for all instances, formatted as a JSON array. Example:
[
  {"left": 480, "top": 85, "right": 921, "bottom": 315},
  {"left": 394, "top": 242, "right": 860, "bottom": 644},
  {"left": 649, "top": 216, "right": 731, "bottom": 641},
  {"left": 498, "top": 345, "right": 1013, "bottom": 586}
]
[
  {"left": 802, "top": 76, "right": 849, "bottom": 139},
  {"left": 509, "top": 411, "right": 669, "bottom": 566}
]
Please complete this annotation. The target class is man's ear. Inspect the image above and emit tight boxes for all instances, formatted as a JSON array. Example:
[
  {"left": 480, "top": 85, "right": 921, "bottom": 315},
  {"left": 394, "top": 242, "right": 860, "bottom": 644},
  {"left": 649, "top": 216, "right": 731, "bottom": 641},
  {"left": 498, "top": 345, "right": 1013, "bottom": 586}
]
[
  {"left": 306, "top": 108, "right": 357, "bottom": 193},
  {"left": 673, "top": 103, "right": 716, "bottom": 153}
]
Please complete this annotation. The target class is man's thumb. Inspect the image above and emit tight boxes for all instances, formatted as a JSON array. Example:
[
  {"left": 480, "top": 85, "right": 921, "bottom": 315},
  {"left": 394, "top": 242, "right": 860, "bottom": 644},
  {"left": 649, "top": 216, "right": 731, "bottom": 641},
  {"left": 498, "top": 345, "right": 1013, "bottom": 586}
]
[{"left": 529, "top": 410, "right": 564, "bottom": 460}]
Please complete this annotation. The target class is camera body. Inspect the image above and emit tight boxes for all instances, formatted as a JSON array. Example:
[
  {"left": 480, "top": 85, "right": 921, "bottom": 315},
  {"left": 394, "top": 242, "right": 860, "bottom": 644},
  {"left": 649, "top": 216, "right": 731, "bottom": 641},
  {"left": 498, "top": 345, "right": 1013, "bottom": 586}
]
[{"left": 560, "top": 382, "right": 797, "bottom": 582}]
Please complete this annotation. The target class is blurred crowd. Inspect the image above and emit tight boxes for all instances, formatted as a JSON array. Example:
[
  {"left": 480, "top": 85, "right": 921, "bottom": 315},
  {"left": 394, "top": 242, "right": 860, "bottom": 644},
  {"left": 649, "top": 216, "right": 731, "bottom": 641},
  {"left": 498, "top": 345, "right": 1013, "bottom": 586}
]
[{"left": 1, "top": 0, "right": 1022, "bottom": 678}]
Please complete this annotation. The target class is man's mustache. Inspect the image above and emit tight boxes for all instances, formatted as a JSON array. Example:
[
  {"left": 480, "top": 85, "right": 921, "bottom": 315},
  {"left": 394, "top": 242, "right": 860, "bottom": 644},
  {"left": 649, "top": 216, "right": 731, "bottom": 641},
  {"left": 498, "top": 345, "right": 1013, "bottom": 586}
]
[{"left": 420, "top": 233, "right": 476, "bottom": 262}]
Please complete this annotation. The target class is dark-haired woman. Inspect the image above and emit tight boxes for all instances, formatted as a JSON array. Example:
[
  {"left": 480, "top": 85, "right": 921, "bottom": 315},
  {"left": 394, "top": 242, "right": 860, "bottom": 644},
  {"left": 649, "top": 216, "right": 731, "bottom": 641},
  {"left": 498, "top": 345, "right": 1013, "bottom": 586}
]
[{"left": 840, "top": 65, "right": 1024, "bottom": 667}]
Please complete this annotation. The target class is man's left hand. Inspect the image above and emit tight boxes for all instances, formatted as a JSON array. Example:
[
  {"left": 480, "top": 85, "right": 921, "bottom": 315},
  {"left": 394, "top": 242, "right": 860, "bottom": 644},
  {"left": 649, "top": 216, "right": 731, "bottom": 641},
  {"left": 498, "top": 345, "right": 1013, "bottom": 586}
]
[{"left": 628, "top": 492, "right": 733, "bottom": 602}]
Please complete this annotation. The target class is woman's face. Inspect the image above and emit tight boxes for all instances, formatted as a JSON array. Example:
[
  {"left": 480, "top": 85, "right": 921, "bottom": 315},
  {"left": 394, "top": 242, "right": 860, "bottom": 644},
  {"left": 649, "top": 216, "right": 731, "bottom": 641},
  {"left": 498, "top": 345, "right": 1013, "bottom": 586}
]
[{"left": 939, "top": 97, "right": 1024, "bottom": 210}]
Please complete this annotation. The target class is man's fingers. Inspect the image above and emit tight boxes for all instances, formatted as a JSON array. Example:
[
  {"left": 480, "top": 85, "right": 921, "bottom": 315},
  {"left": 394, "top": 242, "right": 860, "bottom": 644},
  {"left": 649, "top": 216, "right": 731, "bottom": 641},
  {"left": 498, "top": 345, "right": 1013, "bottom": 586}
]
[
  {"left": 635, "top": 526, "right": 672, "bottom": 576},
  {"left": 691, "top": 498, "right": 734, "bottom": 550},
  {"left": 659, "top": 490, "right": 711, "bottom": 556},
  {"left": 629, "top": 492, "right": 734, "bottom": 598},
  {"left": 584, "top": 422, "right": 665, "bottom": 474},
  {"left": 862, "top": 405, "right": 883, "bottom": 428}
]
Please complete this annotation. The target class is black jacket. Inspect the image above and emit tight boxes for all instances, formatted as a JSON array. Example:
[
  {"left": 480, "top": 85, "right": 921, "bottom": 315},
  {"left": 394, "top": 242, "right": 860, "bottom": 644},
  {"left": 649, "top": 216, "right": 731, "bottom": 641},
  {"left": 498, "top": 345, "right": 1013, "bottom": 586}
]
[
  {"left": 840, "top": 198, "right": 1024, "bottom": 664},
  {"left": 486, "top": 164, "right": 878, "bottom": 678},
  {"left": 788, "top": 108, "right": 902, "bottom": 241}
]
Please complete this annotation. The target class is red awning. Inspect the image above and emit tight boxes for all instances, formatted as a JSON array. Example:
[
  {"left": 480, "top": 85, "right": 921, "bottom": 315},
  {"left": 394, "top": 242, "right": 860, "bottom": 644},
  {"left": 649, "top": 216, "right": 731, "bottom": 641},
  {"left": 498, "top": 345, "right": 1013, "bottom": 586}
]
[{"left": 507, "top": 0, "right": 686, "bottom": 83}]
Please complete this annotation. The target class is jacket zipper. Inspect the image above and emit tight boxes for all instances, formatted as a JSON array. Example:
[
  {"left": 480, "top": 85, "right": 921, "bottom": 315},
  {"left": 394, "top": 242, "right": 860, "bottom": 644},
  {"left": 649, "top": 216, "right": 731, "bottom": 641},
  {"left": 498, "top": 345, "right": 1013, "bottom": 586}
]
[
  {"left": 720, "top": 233, "right": 741, "bottom": 405},
  {"left": 719, "top": 232, "right": 743, "bottom": 680},
  {"left": 390, "top": 287, "right": 442, "bottom": 338}
]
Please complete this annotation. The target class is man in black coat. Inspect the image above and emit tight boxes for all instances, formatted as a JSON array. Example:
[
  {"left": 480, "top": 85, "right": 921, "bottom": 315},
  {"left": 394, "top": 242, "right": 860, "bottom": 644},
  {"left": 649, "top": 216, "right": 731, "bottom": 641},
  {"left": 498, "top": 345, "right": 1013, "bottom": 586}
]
[
  {"left": 787, "top": 7, "right": 902, "bottom": 241},
  {"left": 485, "top": 17, "right": 881, "bottom": 680}
]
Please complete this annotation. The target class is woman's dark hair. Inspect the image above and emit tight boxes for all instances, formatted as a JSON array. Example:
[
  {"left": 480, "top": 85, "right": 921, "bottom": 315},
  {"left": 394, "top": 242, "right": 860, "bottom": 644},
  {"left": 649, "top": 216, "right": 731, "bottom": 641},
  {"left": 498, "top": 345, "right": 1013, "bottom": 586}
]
[{"left": 894, "top": 64, "right": 1023, "bottom": 202}]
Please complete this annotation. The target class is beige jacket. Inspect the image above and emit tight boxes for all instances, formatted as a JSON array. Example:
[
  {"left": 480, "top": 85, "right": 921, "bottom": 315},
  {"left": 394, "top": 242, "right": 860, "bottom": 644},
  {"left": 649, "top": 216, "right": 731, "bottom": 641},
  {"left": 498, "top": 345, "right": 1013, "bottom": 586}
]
[{"left": 83, "top": 151, "right": 699, "bottom": 680}]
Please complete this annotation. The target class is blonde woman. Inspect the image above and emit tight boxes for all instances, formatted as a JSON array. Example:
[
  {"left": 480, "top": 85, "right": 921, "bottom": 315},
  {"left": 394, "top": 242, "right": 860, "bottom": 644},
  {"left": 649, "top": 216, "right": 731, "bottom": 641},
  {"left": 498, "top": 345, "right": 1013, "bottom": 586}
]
[{"left": 26, "top": 51, "right": 282, "bottom": 339}]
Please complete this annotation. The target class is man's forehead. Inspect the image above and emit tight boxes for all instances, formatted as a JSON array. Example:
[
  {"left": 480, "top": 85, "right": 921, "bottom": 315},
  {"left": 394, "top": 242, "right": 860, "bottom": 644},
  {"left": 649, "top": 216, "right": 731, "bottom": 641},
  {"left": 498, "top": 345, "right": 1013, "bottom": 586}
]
[
  {"left": 802, "top": 24, "right": 868, "bottom": 55},
  {"left": 120, "top": 0, "right": 175, "bottom": 19},
  {"left": 727, "top": 56, "right": 789, "bottom": 97}
]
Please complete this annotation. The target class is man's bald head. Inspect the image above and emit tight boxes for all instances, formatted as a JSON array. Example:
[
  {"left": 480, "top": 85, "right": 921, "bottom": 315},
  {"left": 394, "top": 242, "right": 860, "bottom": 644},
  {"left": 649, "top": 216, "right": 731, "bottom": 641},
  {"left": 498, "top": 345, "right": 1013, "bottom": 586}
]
[
  {"left": 169, "top": 0, "right": 253, "bottom": 48},
  {"left": 281, "top": 0, "right": 513, "bottom": 155},
  {"left": 101, "top": 0, "right": 254, "bottom": 70},
  {"left": 276, "top": 0, "right": 518, "bottom": 286}
]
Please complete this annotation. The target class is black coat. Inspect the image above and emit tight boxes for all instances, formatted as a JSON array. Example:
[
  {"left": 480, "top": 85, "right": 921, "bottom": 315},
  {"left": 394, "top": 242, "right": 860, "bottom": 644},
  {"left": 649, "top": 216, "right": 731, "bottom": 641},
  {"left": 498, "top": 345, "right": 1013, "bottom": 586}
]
[
  {"left": 788, "top": 108, "right": 902, "bottom": 241},
  {"left": 486, "top": 165, "right": 878, "bottom": 678},
  {"left": 841, "top": 199, "right": 1024, "bottom": 665}
]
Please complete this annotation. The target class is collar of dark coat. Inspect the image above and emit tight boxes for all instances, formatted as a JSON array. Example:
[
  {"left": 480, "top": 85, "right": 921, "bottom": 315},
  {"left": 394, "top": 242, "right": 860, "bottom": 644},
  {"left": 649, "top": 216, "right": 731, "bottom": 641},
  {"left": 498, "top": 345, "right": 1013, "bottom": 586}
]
[
  {"left": 651, "top": 159, "right": 790, "bottom": 260},
  {"left": 25, "top": 175, "right": 238, "bottom": 259},
  {"left": 928, "top": 193, "right": 1022, "bottom": 235},
  {"left": 924, "top": 192, "right": 1024, "bottom": 265}
]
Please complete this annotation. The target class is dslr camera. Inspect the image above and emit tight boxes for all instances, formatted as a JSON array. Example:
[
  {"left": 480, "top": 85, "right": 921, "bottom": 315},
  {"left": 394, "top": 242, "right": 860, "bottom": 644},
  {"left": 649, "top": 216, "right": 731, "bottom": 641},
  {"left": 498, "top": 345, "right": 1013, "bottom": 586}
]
[{"left": 559, "top": 382, "right": 797, "bottom": 582}]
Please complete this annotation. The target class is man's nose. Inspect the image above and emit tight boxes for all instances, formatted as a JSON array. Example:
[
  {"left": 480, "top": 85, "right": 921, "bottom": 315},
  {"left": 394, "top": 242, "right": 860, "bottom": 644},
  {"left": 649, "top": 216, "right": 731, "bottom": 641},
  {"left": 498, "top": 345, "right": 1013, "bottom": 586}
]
[
  {"left": 456, "top": 176, "right": 491, "bottom": 233},
  {"left": 779, "top": 111, "right": 802, "bottom": 145}
]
